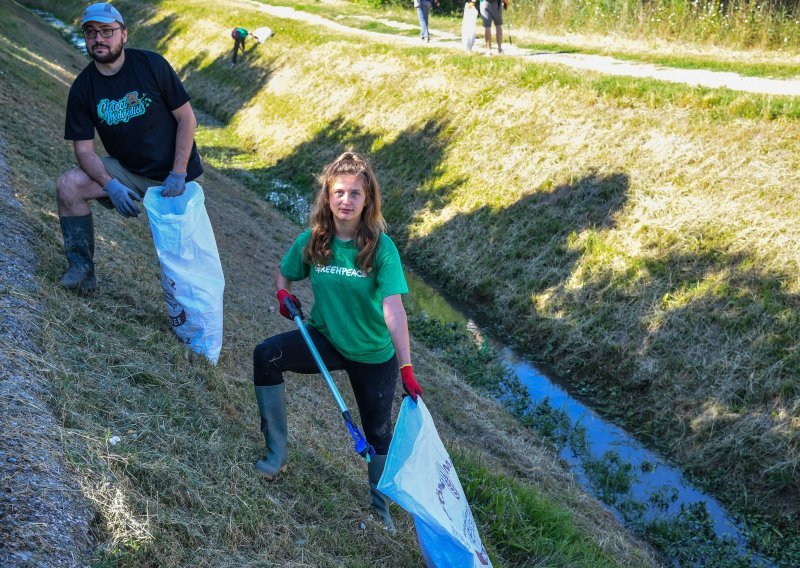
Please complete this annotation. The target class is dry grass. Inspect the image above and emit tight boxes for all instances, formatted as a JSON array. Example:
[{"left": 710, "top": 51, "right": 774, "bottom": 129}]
[
  {"left": 109, "top": 0, "right": 800, "bottom": 546},
  {"left": 0, "top": 0, "right": 659, "bottom": 565}
]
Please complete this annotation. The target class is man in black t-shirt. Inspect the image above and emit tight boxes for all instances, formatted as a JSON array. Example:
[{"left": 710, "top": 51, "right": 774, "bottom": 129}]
[{"left": 57, "top": 2, "right": 204, "bottom": 293}]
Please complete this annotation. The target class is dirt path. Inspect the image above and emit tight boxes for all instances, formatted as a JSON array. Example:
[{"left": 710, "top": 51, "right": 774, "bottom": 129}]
[
  {"left": 0, "top": 136, "right": 95, "bottom": 566},
  {"left": 243, "top": 0, "right": 800, "bottom": 97}
]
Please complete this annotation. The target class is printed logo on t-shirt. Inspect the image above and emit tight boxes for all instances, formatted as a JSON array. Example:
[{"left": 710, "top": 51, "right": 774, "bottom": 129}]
[
  {"left": 97, "top": 91, "right": 153, "bottom": 125},
  {"left": 314, "top": 264, "right": 368, "bottom": 278}
]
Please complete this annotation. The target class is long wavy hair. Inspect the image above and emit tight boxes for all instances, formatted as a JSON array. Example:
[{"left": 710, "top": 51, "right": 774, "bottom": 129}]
[{"left": 304, "top": 151, "right": 387, "bottom": 273}]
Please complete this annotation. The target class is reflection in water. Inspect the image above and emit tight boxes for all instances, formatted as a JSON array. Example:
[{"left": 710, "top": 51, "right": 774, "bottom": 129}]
[
  {"left": 264, "top": 179, "right": 310, "bottom": 225},
  {"left": 404, "top": 268, "right": 776, "bottom": 567},
  {"left": 507, "top": 352, "right": 756, "bottom": 549},
  {"left": 32, "top": 10, "right": 86, "bottom": 53}
]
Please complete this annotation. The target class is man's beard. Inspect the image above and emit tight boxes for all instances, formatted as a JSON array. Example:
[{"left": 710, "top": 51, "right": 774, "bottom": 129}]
[{"left": 89, "top": 41, "right": 123, "bottom": 64}]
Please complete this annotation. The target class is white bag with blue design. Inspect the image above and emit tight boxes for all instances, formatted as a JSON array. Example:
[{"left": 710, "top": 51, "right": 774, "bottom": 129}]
[
  {"left": 143, "top": 182, "right": 225, "bottom": 364},
  {"left": 378, "top": 397, "right": 492, "bottom": 568}
]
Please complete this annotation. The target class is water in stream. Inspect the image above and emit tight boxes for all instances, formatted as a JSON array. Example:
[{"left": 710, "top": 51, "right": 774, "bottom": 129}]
[
  {"left": 32, "top": 10, "right": 86, "bottom": 53},
  {"left": 404, "top": 269, "right": 778, "bottom": 567}
]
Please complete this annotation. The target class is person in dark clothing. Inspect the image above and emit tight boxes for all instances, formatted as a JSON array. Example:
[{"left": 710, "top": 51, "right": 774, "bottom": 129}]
[
  {"left": 252, "top": 152, "right": 424, "bottom": 532},
  {"left": 57, "top": 3, "right": 203, "bottom": 293},
  {"left": 231, "top": 27, "right": 248, "bottom": 64},
  {"left": 479, "top": 0, "right": 508, "bottom": 55}
]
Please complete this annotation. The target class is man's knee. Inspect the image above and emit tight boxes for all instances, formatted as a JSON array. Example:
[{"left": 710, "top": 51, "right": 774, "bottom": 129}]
[
  {"left": 57, "top": 169, "right": 81, "bottom": 206},
  {"left": 58, "top": 168, "right": 93, "bottom": 200}
]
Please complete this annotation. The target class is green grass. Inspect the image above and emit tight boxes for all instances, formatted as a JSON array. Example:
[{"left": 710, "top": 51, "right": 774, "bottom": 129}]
[
  {"left": 1, "top": 0, "right": 658, "bottom": 566},
  {"left": 12, "top": 0, "right": 800, "bottom": 564},
  {"left": 456, "top": 451, "right": 620, "bottom": 567},
  {"left": 521, "top": 41, "right": 800, "bottom": 79}
]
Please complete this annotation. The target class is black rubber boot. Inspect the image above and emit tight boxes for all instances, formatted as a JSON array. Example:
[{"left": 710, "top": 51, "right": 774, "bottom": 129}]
[
  {"left": 58, "top": 214, "right": 96, "bottom": 293},
  {"left": 254, "top": 384, "right": 288, "bottom": 480},
  {"left": 368, "top": 454, "right": 396, "bottom": 531}
]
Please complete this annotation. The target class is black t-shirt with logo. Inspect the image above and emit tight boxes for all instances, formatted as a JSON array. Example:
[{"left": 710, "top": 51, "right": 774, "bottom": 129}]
[{"left": 64, "top": 48, "right": 203, "bottom": 181}]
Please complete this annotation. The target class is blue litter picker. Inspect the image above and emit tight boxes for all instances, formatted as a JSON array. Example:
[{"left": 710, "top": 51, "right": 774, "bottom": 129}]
[{"left": 282, "top": 296, "right": 375, "bottom": 462}]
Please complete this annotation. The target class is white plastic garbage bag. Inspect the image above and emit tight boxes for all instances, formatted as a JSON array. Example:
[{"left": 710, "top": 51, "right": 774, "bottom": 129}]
[
  {"left": 378, "top": 398, "right": 492, "bottom": 568},
  {"left": 251, "top": 26, "right": 273, "bottom": 43},
  {"left": 143, "top": 182, "right": 225, "bottom": 364},
  {"left": 462, "top": 2, "right": 478, "bottom": 52}
]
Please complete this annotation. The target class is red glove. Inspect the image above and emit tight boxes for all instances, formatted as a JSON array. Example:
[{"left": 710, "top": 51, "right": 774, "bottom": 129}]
[
  {"left": 400, "top": 364, "right": 423, "bottom": 402},
  {"left": 277, "top": 289, "right": 302, "bottom": 320}
]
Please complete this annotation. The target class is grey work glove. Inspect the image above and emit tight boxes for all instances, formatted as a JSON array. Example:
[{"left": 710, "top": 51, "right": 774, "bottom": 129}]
[
  {"left": 103, "top": 178, "right": 141, "bottom": 218},
  {"left": 161, "top": 171, "right": 187, "bottom": 197}
]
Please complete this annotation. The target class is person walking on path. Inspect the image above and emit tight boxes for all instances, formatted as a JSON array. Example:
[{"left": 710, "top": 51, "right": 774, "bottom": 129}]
[
  {"left": 479, "top": 0, "right": 508, "bottom": 55},
  {"left": 414, "top": 0, "right": 438, "bottom": 42},
  {"left": 231, "top": 26, "right": 249, "bottom": 64},
  {"left": 252, "top": 151, "right": 424, "bottom": 532},
  {"left": 57, "top": 2, "right": 203, "bottom": 293}
]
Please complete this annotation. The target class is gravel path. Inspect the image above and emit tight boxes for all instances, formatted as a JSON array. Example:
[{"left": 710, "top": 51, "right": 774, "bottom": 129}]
[
  {"left": 0, "top": 135, "right": 95, "bottom": 567},
  {"left": 242, "top": 0, "right": 800, "bottom": 97}
]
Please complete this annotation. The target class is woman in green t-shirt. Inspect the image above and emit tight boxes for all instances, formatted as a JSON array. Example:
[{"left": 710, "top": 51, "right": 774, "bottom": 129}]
[{"left": 252, "top": 152, "right": 423, "bottom": 531}]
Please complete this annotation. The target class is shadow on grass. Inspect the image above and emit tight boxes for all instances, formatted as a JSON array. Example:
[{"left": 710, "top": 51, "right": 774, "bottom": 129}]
[
  {"left": 125, "top": 8, "right": 180, "bottom": 54},
  {"left": 627, "top": 247, "right": 800, "bottom": 519},
  {"left": 200, "top": 111, "right": 459, "bottom": 236},
  {"left": 408, "top": 169, "right": 630, "bottom": 303},
  {"left": 408, "top": 164, "right": 800, "bottom": 541},
  {"left": 176, "top": 49, "right": 275, "bottom": 125}
]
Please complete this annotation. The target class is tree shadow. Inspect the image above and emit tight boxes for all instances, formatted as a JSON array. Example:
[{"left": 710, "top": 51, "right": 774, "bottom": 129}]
[
  {"left": 175, "top": 50, "right": 275, "bottom": 125},
  {"left": 212, "top": 112, "right": 459, "bottom": 230},
  {"left": 261, "top": 116, "right": 380, "bottom": 192},
  {"left": 372, "top": 115, "right": 466, "bottom": 233},
  {"left": 617, "top": 247, "right": 800, "bottom": 522},
  {"left": 124, "top": 9, "right": 180, "bottom": 54},
  {"left": 408, "top": 170, "right": 630, "bottom": 305}
]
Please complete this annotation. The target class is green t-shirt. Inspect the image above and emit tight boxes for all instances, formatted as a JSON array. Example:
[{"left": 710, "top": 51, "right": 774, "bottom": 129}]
[{"left": 280, "top": 229, "right": 408, "bottom": 363}]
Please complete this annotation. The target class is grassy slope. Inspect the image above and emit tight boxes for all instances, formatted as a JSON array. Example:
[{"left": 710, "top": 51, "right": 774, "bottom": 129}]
[
  {"left": 0, "top": 0, "right": 656, "bottom": 566},
  {"left": 105, "top": 0, "right": 800, "bottom": 543}
]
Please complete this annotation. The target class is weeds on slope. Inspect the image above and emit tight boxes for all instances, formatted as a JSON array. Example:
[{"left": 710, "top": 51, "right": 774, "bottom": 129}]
[
  {"left": 119, "top": 0, "right": 799, "bottom": 559},
  {"left": 1, "top": 1, "right": 655, "bottom": 565},
  {"left": 17, "top": 0, "right": 800, "bottom": 564}
]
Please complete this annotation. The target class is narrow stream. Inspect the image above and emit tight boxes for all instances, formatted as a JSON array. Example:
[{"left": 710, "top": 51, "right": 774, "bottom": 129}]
[
  {"left": 31, "top": 10, "right": 86, "bottom": 53},
  {"left": 32, "top": 9, "right": 780, "bottom": 564},
  {"left": 256, "top": 178, "right": 778, "bottom": 565},
  {"left": 404, "top": 269, "right": 778, "bottom": 567}
]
